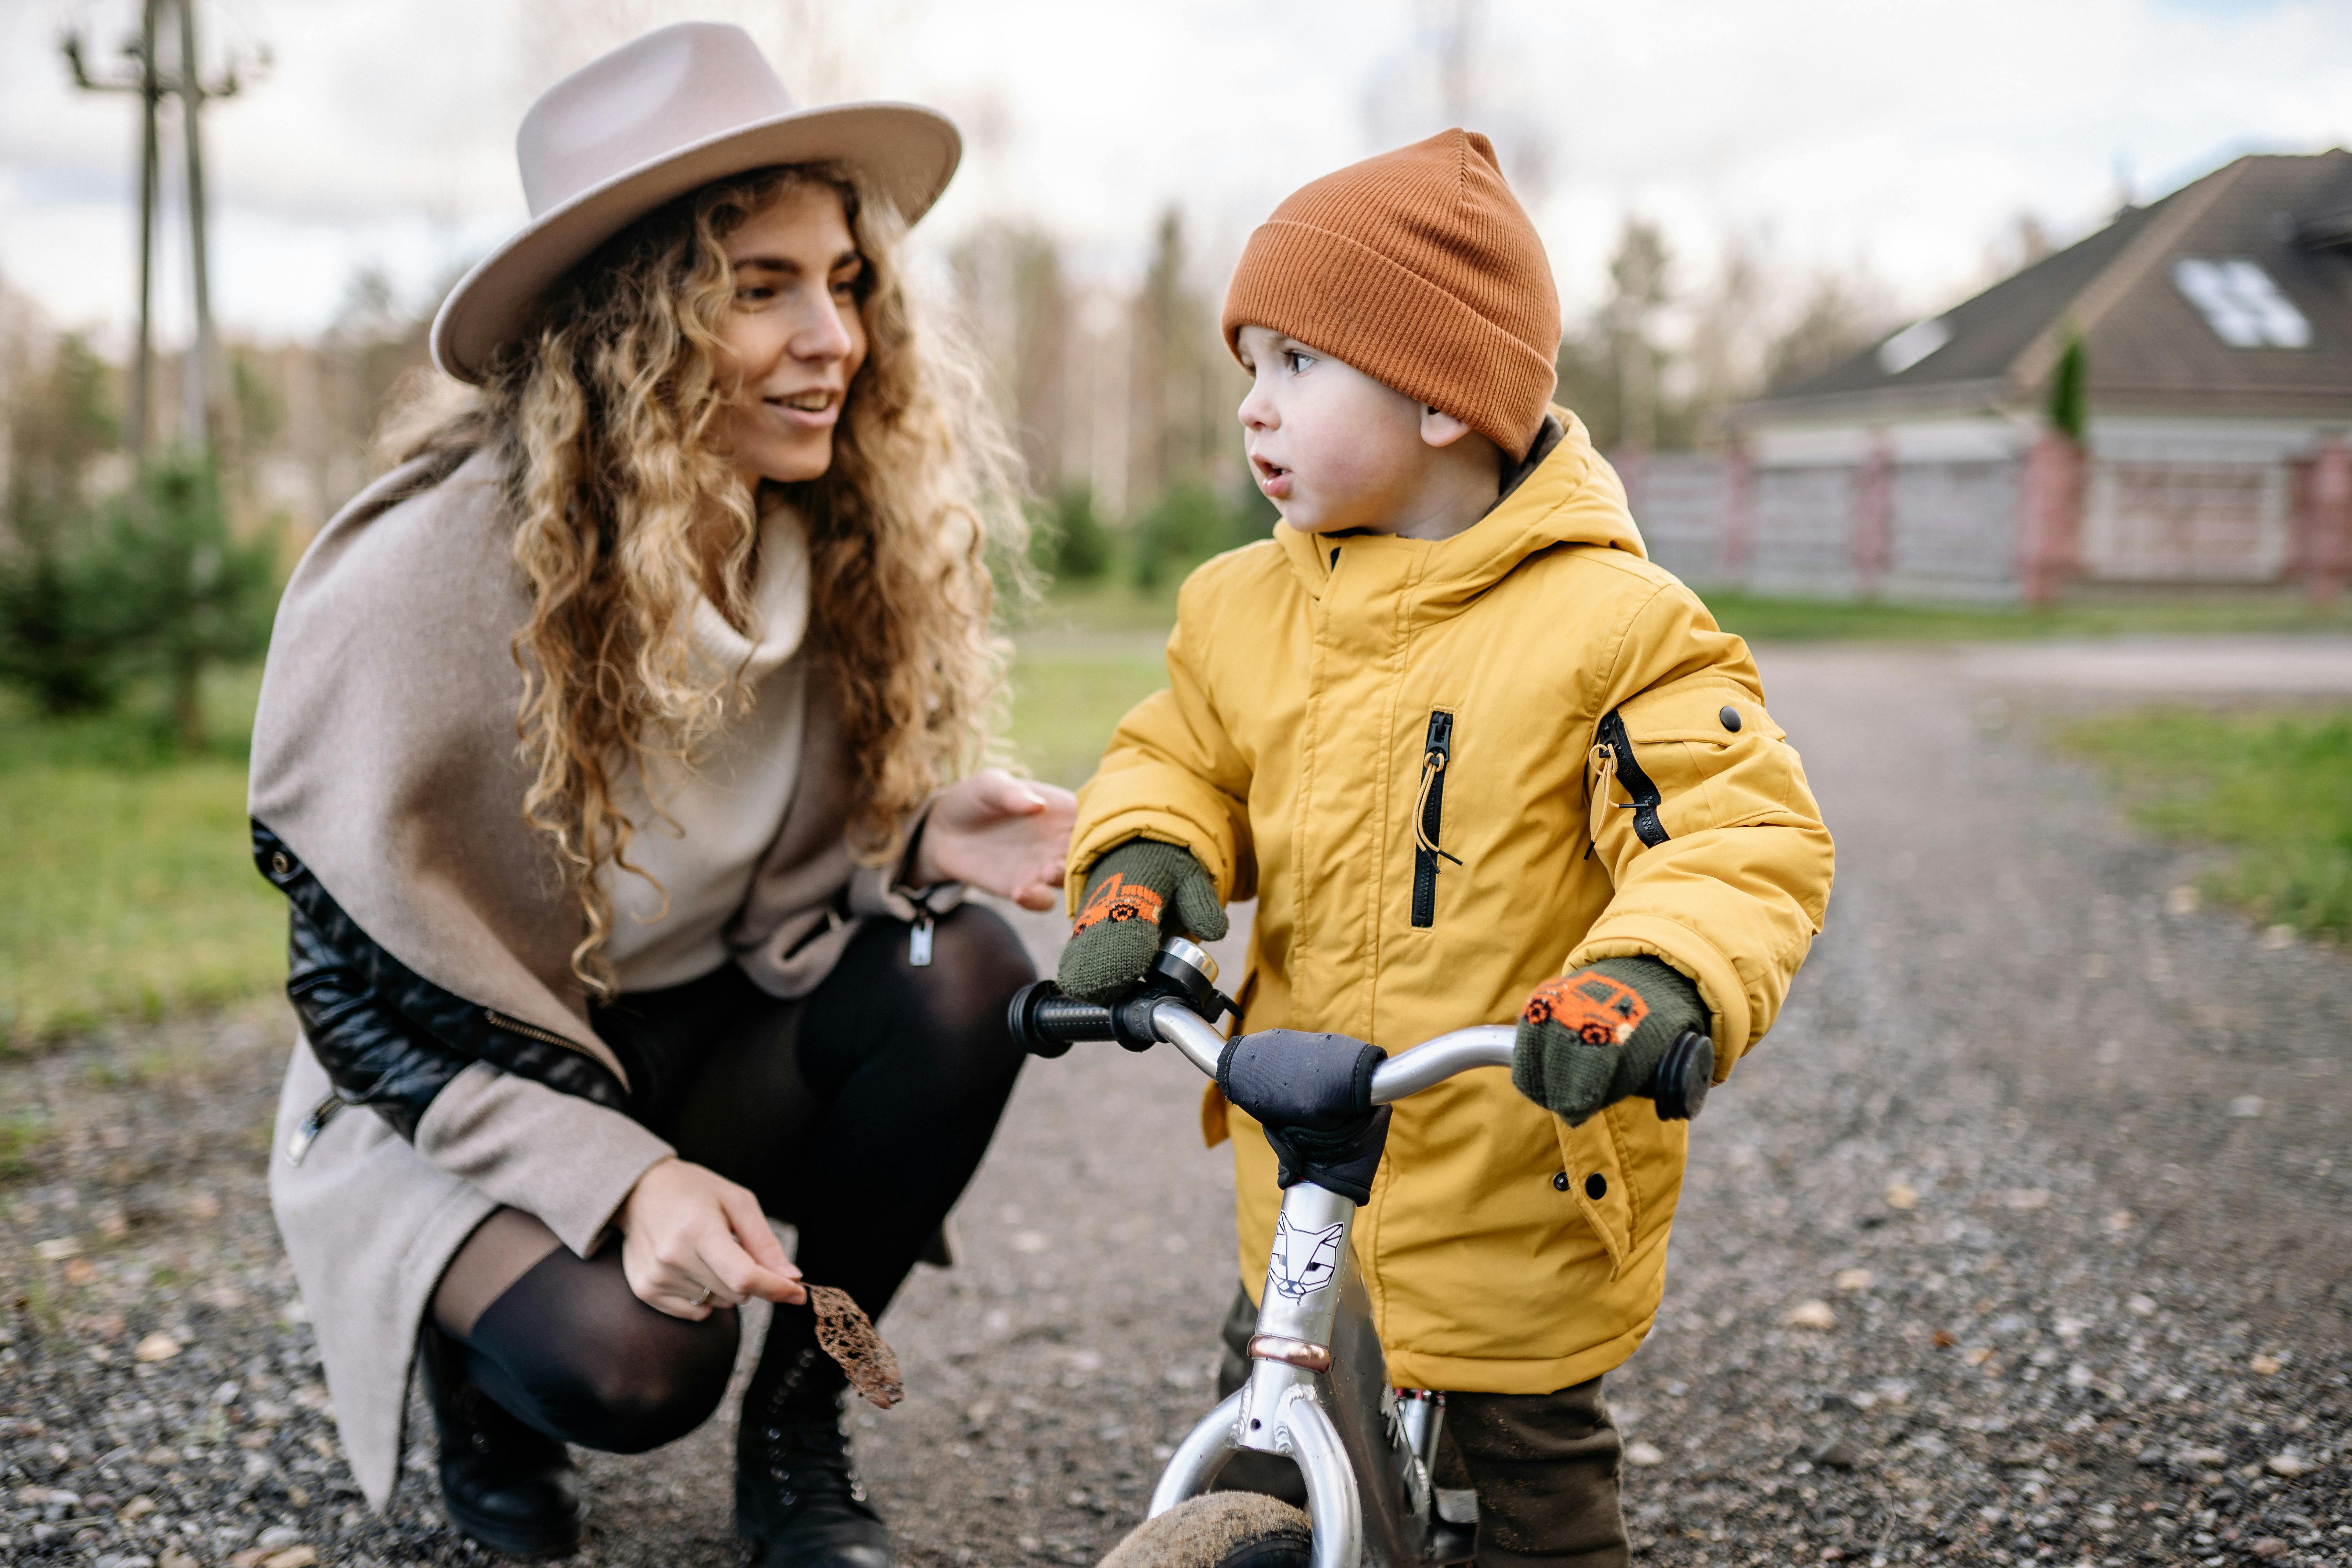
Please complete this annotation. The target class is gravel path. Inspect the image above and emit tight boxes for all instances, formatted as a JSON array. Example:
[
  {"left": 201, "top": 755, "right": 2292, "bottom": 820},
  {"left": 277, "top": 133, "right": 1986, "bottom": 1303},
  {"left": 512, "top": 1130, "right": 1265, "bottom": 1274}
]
[{"left": 4, "top": 642, "right": 2347, "bottom": 1568}]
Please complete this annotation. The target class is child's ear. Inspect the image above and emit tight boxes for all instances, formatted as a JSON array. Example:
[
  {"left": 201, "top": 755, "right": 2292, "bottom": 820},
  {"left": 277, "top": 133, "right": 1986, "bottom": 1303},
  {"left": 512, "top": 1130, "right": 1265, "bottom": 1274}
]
[{"left": 1420, "top": 405, "right": 1476, "bottom": 449}]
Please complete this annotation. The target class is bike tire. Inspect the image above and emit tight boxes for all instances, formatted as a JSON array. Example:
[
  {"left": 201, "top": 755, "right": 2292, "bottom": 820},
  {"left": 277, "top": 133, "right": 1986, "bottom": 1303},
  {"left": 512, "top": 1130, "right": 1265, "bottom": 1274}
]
[{"left": 1098, "top": 1492, "right": 1313, "bottom": 1568}]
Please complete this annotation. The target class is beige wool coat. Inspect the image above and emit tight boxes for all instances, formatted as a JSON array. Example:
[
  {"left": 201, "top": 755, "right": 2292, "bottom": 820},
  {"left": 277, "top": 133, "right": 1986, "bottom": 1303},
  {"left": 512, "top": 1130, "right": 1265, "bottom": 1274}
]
[{"left": 249, "top": 447, "right": 926, "bottom": 1510}]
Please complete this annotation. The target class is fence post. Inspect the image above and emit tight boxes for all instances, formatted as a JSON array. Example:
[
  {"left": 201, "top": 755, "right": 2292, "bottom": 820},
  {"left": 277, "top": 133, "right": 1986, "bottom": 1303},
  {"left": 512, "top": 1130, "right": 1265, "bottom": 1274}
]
[
  {"left": 2309, "top": 435, "right": 2352, "bottom": 603},
  {"left": 2019, "top": 431, "right": 2084, "bottom": 606},
  {"left": 1720, "top": 442, "right": 1753, "bottom": 588}
]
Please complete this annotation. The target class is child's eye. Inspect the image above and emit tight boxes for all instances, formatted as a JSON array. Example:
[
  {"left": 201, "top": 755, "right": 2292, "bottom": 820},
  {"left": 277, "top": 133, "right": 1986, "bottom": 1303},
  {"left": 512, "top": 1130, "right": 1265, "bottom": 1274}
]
[{"left": 1284, "top": 349, "right": 1312, "bottom": 374}]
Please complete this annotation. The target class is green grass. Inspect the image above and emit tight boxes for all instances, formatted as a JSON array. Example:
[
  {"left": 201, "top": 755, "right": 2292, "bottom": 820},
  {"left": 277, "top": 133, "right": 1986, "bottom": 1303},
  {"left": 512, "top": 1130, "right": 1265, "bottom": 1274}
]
[
  {"left": 1003, "top": 628, "right": 1172, "bottom": 789},
  {"left": 2062, "top": 706, "right": 2352, "bottom": 941},
  {"left": 1699, "top": 590, "right": 2352, "bottom": 644},
  {"left": 0, "top": 667, "right": 284, "bottom": 1047},
  {"left": 0, "top": 1116, "right": 51, "bottom": 1180}
]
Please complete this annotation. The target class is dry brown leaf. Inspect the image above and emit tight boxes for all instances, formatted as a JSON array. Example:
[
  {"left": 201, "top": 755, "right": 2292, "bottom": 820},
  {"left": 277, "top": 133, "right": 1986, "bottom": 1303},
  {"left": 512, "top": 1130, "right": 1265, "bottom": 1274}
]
[{"left": 809, "top": 1285, "right": 902, "bottom": 1410}]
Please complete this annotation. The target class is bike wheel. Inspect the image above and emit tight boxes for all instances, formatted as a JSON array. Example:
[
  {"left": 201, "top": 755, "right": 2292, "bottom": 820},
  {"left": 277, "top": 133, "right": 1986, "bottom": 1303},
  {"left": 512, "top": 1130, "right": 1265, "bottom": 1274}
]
[{"left": 1098, "top": 1492, "right": 1313, "bottom": 1568}]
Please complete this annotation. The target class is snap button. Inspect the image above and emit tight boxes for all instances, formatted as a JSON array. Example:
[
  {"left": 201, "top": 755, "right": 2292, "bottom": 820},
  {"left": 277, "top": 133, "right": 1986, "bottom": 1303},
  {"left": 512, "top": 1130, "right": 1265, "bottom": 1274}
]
[
  {"left": 1552, "top": 1171, "right": 1570, "bottom": 1192},
  {"left": 1719, "top": 705, "right": 1742, "bottom": 732},
  {"left": 1584, "top": 1172, "right": 1608, "bottom": 1201},
  {"left": 270, "top": 851, "right": 291, "bottom": 877}
]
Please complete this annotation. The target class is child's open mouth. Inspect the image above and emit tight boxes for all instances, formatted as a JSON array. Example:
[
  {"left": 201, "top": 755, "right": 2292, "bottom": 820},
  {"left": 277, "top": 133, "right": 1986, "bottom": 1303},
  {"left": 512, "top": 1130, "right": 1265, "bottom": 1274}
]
[{"left": 1252, "top": 456, "right": 1292, "bottom": 499}]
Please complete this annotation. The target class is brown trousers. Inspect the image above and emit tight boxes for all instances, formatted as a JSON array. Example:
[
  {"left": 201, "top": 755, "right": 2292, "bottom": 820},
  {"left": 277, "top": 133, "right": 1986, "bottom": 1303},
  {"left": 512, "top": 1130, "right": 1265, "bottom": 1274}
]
[{"left": 1213, "top": 1289, "right": 1629, "bottom": 1568}]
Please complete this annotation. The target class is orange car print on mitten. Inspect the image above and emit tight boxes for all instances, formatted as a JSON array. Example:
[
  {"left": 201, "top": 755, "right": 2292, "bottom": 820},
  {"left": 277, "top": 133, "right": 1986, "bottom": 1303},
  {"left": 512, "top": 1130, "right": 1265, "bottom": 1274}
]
[
  {"left": 1523, "top": 969, "right": 1649, "bottom": 1047},
  {"left": 1073, "top": 872, "right": 1165, "bottom": 933}
]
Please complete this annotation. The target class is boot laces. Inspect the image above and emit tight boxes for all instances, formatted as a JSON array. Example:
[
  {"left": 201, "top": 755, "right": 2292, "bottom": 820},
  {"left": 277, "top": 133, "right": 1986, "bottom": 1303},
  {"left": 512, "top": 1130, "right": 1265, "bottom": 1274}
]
[{"left": 750, "top": 1348, "right": 869, "bottom": 1509}]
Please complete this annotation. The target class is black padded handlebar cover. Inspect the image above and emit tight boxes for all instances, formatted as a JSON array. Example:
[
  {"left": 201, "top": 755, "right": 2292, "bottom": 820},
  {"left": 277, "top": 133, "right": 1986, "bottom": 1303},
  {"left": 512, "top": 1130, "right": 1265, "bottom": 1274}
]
[{"left": 1217, "top": 1029, "right": 1392, "bottom": 1204}]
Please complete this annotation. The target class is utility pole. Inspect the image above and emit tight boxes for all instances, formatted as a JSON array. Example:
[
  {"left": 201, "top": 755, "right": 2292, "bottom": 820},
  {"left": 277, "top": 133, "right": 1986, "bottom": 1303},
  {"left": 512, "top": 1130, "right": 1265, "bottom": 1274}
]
[{"left": 64, "top": 0, "right": 264, "bottom": 457}]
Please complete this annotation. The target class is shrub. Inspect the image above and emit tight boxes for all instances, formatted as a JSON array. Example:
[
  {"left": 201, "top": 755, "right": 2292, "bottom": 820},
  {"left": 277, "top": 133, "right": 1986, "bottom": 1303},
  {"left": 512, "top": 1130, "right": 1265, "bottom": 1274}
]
[
  {"left": 0, "top": 524, "right": 123, "bottom": 715},
  {"left": 87, "top": 454, "right": 278, "bottom": 750},
  {"left": 1131, "top": 481, "right": 1274, "bottom": 590},
  {"left": 1033, "top": 485, "right": 1111, "bottom": 584}
]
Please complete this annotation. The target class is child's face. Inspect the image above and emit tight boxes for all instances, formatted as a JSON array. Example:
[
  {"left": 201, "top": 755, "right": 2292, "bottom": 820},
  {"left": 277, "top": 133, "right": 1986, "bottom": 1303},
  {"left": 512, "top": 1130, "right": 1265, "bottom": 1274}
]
[{"left": 1233, "top": 324, "right": 1491, "bottom": 539}]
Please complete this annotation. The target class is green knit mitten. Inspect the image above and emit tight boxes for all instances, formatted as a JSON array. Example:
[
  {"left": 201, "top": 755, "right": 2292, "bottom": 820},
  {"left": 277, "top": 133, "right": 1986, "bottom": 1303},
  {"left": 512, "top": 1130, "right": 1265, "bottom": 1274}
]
[
  {"left": 1055, "top": 839, "right": 1229, "bottom": 1004},
  {"left": 1511, "top": 956, "right": 1707, "bottom": 1126}
]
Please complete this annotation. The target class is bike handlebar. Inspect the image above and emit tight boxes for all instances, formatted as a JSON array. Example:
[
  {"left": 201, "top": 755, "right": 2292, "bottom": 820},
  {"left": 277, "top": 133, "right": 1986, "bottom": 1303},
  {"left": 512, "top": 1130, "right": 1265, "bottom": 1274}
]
[{"left": 1008, "top": 939, "right": 1713, "bottom": 1118}]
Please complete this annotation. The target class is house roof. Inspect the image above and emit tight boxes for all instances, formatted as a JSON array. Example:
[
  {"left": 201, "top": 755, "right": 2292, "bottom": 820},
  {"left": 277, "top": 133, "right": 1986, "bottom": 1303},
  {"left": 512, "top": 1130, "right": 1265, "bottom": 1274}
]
[{"left": 1746, "top": 149, "right": 2352, "bottom": 423}]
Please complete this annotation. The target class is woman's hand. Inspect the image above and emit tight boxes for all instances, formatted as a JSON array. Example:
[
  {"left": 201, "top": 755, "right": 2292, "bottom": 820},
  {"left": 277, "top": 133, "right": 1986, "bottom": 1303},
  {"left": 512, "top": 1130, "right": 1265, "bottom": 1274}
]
[
  {"left": 615, "top": 1157, "right": 805, "bottom": 1320},
  {"left": 911, "top": 769, "right": 1076, "bottom": 911}
]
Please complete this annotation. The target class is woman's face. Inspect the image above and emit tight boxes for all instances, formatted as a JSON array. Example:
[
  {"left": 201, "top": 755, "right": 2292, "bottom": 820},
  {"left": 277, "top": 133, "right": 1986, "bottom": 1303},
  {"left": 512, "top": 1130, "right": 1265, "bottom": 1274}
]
[{"left": 715, "top": 181, "right": 870, "bottom": 486}]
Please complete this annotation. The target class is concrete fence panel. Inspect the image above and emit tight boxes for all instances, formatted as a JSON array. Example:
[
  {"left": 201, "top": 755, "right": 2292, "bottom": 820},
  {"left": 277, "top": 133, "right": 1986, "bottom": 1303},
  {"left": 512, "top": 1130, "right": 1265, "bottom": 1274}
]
[
  {"left": 1889, "top": 459, "right": 2025, "bottom": 600},
  {"left": 1749, "top": 465, "right": 1860, "bottom": 597}
]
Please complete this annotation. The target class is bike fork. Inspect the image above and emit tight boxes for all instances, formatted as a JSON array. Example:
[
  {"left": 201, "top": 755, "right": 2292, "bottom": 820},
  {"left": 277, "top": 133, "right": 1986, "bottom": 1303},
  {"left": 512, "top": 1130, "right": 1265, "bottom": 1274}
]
[{"left": 1149, "top": 1183, "right": 1471, "bottom": 1568}]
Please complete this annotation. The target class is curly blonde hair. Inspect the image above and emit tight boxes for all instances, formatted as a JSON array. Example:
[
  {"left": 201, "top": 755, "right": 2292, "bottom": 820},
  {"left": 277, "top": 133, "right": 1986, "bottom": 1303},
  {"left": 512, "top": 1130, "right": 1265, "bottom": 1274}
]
[{"left": 392, "top": 165, "right": 1025, "bottom": 994}]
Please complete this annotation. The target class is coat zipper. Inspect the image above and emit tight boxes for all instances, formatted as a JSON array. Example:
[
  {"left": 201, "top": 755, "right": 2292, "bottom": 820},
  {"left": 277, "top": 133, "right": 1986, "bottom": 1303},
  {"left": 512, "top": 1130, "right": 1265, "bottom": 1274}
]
[
  {"left": 284, "top": 1091, "right": 347, "bottom": 1165},
  {"left": 1411, "top": 710, "right": 1462, "bottom": 928},
  {"left": 1592, "top": 707, "right": 1670, "bottom": 850},
  {"left": 485, "top": 1008, "right": 587, "bottom": 1052}
]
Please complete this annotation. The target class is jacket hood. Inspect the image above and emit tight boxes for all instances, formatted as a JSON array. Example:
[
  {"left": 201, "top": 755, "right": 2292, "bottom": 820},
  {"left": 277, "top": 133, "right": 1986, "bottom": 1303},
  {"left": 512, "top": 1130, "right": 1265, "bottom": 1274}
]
[{"left": 1273, "top": 408, "right": 1645, "bottom": 617}]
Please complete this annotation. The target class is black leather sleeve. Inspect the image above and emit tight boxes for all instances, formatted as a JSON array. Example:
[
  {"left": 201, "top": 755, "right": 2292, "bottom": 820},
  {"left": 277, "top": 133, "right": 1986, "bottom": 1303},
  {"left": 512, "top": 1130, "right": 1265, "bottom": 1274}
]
[
  {"left": 254, "top": 820, "right": 629, "bottom": 1141},
  {"left": 284, "top": 901, "right": 472, "bottom": 1141}
]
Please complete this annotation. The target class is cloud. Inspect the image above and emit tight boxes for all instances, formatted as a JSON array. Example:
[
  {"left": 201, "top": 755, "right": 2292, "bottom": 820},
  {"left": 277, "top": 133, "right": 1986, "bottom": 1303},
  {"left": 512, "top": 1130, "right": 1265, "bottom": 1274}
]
[{"left": 2, "top": 0, "right": 2346, "bottom": 339}]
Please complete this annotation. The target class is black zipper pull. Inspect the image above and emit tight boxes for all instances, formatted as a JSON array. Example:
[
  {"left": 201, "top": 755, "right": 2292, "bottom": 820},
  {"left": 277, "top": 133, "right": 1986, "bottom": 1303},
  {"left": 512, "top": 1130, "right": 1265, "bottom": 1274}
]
[
  {"left": 1411, "top": 711, "right": 1459, "bottom": 928},
  {"left": 1593, "top": 708, "right": 1670, "bottom": 848}
]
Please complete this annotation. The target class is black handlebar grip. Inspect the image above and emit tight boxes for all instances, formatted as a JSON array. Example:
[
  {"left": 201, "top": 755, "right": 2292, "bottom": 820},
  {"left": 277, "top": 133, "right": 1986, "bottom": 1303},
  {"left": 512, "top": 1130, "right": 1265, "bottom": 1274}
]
[
  {"left": 1007, "top": 980, "right": 1116, "bottom": 1059},
  {"left": 1645, "top": 1029, "right": 1715, "bottom": 1120}
]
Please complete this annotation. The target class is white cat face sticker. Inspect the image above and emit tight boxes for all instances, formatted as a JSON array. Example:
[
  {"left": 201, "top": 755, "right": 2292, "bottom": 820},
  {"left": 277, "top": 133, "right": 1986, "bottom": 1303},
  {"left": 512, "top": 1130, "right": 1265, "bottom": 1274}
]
[{"left": 1267, "top": 1212, "right": 1344, "bottom": 1300}]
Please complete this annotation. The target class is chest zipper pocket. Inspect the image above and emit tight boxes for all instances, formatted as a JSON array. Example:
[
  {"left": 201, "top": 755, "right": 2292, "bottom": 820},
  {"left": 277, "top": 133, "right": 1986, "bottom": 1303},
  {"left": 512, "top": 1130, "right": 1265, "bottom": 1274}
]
[
  {"left": 1588, "top": 707, "right": 1670, "bottom": 855},
  {"left": 1411, "top": 710, "right": 1462, "bottom": 929},
  {"left": 285, "top": 1091, "right": 347, "bottom": 1165}
]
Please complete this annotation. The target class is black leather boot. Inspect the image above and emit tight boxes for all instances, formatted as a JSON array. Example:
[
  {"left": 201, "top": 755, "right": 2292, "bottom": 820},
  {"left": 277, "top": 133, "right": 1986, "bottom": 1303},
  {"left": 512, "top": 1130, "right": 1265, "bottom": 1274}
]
[
  {"left": 736, "top": 1336, "right": 889, "bottom": 1568},
  {"left": 420, "top": 1325, "right": 586, "bottom": 1560}
]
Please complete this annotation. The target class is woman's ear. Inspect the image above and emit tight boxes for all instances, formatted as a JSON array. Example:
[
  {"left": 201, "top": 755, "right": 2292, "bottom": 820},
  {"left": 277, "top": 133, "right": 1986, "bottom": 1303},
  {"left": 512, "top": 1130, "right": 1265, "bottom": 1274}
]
[{"left": 1420, "top": 405, "right": 1477, "bottom": 449}]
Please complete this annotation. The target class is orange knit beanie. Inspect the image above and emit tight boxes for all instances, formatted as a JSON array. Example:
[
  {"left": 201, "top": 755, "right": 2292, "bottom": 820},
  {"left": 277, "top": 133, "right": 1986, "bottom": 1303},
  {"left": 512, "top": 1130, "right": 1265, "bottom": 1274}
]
[{"left": 1222, "top": 129, "right": 1561, "bottom": 460}]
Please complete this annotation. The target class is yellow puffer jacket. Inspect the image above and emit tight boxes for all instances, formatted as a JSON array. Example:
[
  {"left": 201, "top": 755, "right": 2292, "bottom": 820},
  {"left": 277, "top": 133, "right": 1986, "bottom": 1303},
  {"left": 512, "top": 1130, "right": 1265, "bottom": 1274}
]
[{"left": 1068, "top": 412, "right": 1834, "bottom": 1395}]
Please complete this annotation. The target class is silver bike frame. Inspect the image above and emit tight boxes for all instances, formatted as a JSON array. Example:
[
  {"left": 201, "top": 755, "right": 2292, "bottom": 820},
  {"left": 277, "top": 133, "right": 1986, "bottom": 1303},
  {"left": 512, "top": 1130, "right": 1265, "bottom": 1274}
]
[{"left": 1143, "top": 989, "right": 1515, "bottom": 1568}]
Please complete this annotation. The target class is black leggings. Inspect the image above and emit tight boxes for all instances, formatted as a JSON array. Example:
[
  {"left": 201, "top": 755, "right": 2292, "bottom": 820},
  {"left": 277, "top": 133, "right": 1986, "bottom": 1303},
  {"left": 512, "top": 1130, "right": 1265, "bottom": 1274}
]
[{"left": 437, "top": 904, "right": 1033, "bottom": 1453}]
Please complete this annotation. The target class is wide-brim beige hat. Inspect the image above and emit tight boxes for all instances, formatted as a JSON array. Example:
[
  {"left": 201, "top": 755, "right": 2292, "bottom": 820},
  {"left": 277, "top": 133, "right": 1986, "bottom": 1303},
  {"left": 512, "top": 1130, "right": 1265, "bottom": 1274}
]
[{"left": 430, "top": 22, "right": 960, "bottom": 384}]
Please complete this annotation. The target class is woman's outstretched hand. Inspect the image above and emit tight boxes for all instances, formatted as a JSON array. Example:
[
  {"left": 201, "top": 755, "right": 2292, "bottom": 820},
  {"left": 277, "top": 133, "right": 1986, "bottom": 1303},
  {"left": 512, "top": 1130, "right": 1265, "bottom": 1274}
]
[
  {"left": 912, "top": 769, "right": 1076, "bottom": 911},
  {"left": 615, "top": 1157, "right": 805, "bottom": 1320}
]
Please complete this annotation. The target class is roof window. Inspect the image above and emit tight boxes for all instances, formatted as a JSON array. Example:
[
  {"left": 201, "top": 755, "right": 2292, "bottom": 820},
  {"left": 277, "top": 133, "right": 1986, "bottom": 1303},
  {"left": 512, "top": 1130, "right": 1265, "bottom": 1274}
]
[
  {"left": 1877, "top": 317, "right": 1952, "bottom": 375},
  {"left": 2173, "top": 258, "right": 2312, "bottom": 348}
]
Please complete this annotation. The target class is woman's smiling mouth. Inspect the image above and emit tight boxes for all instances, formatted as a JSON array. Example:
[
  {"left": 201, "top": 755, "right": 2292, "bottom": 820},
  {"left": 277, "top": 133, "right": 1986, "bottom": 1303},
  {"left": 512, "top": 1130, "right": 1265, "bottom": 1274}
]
[{"left": 768, "top": 388, "right": 842, "bottom": 429}]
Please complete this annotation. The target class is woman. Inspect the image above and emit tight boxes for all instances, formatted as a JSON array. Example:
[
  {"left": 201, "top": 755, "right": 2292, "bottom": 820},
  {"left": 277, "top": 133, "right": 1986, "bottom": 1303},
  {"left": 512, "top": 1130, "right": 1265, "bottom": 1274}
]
[{"left": 249, "top": 25, "right": 1071, "bottom": 1567}]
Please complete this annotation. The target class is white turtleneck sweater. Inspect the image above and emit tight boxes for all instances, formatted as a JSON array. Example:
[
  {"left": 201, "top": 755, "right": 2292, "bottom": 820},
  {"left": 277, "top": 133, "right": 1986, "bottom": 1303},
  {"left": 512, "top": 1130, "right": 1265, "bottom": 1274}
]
[{"left": 599, "top": 505, "right": 814, "bottom": 992}]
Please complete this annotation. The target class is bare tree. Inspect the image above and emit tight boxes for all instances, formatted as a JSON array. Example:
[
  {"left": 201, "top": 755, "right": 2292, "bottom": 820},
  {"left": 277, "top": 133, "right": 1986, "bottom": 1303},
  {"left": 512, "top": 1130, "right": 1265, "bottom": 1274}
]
[
  {"left": 1607, "top": 219, "right": 1672, "bottom": 453},
  {"left": 1762, "top": 268, "right": 1901, "bottom": 394}
]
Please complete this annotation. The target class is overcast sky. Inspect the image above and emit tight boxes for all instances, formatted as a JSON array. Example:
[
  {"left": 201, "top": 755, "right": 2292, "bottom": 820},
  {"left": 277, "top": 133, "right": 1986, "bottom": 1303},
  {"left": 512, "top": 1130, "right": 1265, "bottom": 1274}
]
[{"left": 4, "top": 0, "right": 2349, "bottom": 354}]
